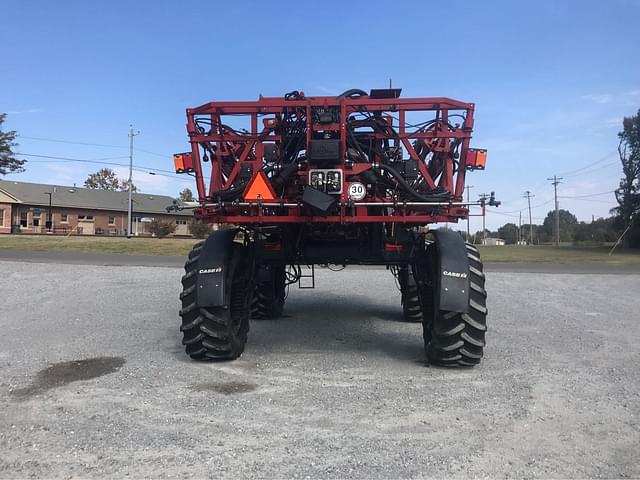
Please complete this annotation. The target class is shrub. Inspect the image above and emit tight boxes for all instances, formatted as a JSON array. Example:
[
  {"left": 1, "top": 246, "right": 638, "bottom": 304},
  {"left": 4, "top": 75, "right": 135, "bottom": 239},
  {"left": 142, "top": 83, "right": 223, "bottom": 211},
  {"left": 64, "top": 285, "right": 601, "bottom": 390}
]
[
  {"left": 189, "top": 221, "right": 212, "bottom": 239},
  {"left": 148, "top": 219, "right": 177, "bottom": 238}
]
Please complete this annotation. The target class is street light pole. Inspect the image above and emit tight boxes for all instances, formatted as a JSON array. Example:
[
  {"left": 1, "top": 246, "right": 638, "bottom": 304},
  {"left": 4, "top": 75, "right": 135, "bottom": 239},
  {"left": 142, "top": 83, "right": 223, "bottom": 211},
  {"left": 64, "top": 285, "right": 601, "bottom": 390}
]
[
  {"left": 44, "top": 192, "right": 52, "bottom": 232},
  {"left": 127, "top": 125, "right": 139, "bottom": 238}
]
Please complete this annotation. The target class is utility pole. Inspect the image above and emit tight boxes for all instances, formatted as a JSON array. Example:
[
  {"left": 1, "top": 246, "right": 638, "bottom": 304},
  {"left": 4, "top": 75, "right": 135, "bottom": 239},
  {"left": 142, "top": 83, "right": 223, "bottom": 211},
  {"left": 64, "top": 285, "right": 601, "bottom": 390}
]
[
  {"left": 523, "top": 191, "right": 534, "bottom": 245},
  {"left": 547, "top": 175, "right": 563, "bottom": 246},
  {"left": 127, "top": 125, "right": 139, "bottom": 238},
  {"left": 465, "top": 185, "right": 474, "bottom": 240},
  {"left": 518, "top": 210, "right": 522, "bottom": 244},
  {"left": 478, "top": 193, "right": 490, "bottom": 244}
]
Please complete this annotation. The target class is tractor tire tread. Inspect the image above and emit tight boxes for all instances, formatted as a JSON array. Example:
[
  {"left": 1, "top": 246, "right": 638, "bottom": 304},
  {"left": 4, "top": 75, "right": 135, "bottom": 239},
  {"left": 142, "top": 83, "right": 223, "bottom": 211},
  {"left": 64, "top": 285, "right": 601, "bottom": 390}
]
[
  {"left": 425, "top": 244, "right": 488, "bottom": 367},
  {"left": 179, "top": 242, "right": 250, "bottom": 361}
]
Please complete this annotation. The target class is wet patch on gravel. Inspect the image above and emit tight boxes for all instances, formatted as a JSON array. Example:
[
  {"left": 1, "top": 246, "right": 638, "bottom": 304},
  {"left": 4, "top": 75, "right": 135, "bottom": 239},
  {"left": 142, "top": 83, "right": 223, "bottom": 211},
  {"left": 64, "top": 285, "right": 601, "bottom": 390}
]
[
  {"left": 11, "top": 356, "right": 125, "bottom": 400},
  {"left": 190, "top": 381, "right": 257, "bottom": 394}
]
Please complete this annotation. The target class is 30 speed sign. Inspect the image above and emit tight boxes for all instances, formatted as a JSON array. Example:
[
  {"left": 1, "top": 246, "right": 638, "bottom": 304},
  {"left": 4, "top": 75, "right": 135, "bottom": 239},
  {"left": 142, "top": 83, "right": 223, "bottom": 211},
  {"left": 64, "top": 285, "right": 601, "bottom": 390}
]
[{"left": 347, "top": 182, "right": 367, "bottom": 201}]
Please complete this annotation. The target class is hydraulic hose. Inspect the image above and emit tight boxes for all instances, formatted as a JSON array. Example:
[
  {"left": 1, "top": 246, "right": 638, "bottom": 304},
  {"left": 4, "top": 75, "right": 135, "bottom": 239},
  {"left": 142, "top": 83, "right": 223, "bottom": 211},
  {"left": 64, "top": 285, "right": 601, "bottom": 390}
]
[
  {"left": 372, "top": 164, "right": 450, "bottom": 202},
  {"left": 337, "top": 88, "right": 368, "bottom": 98},
  {"left": 209, "top": 165, "right": 277, "bottom": 202}
]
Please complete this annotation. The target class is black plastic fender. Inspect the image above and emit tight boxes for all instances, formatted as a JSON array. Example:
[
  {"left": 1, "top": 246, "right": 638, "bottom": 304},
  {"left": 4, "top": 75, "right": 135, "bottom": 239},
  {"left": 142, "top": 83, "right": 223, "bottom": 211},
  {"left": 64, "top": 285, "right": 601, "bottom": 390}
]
[
  {"left": 431, "top": 230, "right": 470, "bottom": 313},
  {"left": 195, "top": 228, "right": 239, "bottom": 308}
]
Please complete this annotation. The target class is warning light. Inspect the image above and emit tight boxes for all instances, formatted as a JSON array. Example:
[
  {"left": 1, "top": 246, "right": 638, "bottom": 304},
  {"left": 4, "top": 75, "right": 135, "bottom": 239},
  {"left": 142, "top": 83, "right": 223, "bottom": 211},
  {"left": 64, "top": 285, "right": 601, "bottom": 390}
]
[
  {"left": 173, "top": 152, "right": 194, "bottom": 173},
  {"left": 465, "top": 149, "right": 487, "bottom": 171},
  {"left": 243, "top": 171, "right": 277, "bottom": 201}
]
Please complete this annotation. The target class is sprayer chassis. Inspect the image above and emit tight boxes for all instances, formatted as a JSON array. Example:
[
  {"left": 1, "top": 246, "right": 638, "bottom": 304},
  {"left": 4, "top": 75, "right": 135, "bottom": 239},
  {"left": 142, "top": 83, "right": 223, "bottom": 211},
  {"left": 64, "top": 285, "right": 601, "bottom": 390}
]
[{"left": 176, "top": 89, "right": 488, "bottom": 367}]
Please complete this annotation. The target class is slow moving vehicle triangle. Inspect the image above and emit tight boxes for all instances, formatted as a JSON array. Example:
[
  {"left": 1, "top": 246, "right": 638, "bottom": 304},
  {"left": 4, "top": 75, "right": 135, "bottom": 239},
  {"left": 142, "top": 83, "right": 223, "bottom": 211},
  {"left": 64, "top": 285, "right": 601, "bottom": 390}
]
[{"left": 243, "top": 171, "right": 277, "bottom": 201}]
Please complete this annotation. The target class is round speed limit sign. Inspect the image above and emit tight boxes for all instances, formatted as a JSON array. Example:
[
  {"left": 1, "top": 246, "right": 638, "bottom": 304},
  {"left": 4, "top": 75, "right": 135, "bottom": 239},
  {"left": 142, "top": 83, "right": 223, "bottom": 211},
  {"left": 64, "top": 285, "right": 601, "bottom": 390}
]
[{"left": 348, "top": 182, "right": 367, "bottom": 201}]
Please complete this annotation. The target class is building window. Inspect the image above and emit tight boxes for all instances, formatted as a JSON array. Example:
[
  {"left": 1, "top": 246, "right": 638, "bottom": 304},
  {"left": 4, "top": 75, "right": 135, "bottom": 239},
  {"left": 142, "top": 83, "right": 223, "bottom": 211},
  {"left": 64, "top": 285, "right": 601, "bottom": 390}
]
[
  {"left": 60, "top": 213, "right": 68, "bottom": 223},
  {"left": 78, "top": 215, "right": 94, "bottom": 221},
  {"left": 20, "top": 211, "right": 28, "bottom": 227},
  {"left": 32, "top": 213, "right": 40, "bottom": 227},
  {"left": 176, "top": 219, "right": 188, "bottom": 225},
  {"left": 0, "top": 209, "right": 4, "bottom": 227},
  {"left": 108, "top": 216, "right": 115, "bottom": 225}
]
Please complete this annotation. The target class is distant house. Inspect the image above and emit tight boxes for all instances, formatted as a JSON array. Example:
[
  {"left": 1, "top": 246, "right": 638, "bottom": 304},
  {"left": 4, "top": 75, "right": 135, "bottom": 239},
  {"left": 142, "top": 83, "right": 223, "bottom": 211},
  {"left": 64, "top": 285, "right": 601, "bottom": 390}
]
[
  {"left": 483, "top": 237, "right": 506, "bottom": 246},
  {"left": 0, "top": 179, "right": 193, "bottom": 236}
]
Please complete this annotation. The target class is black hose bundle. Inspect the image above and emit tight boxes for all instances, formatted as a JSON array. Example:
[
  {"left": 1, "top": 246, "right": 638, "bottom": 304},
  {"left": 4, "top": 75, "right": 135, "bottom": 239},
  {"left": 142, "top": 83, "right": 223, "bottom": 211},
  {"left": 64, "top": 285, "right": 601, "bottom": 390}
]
[
  {"left": 337, "top": 88, "right": 368, "bottom": 99},
  {"left": 372, "top": 164, "right": 450, "bottom": 202}
]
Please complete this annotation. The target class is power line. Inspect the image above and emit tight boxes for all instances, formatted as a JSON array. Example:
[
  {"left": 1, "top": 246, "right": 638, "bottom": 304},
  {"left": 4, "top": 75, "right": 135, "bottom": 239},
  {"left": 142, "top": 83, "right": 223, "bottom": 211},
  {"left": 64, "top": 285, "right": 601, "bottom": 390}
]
[
  {"left": 559, "top": 197, "right": 615, "bottom": 204},
  {"left": 18, "top": 152, "right": 129, "bottom": 162},
  {"left": 134, "top": 147, "right": 170, "bottom": 158},
  {"left": 558, "top": 151, "right": 617, "bottom": 177},
  {"left": 559, "top": 190, "right": 615, "bottom": 198},
  {"left": 18, "top": 135, "right": 171, "bottom": 158},
  {"left": 17, "top": 152, "right": 185, "bottom": 177},
  {"left": 18, "top": 136, "right": 128, "bottom": 149}
]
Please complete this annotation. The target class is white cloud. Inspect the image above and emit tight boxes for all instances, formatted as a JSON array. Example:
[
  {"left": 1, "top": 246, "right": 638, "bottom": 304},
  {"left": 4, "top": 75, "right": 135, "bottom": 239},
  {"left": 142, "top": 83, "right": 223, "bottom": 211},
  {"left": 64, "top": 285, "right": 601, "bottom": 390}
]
[
  {"left": 42, "top": 163, "right": 76, "bottom": 185},
  {"left": 6, "top": 108, "right": 42, "bottom": 115},
  {"left": 582, "top": 94, "right": 613, "bottom": 104}
]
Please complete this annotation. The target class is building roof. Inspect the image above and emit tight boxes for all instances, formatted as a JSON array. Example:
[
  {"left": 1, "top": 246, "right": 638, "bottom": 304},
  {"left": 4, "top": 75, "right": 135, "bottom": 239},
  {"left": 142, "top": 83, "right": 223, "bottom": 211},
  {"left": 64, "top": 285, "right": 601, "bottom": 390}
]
[{"left": 0, "top": 179, "right": 192, "bottom": 216}]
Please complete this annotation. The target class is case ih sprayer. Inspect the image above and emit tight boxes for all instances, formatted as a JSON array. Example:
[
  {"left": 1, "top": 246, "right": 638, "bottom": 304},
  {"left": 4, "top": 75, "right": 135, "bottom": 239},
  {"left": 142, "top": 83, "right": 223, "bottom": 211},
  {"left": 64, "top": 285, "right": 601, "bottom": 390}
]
[{"left": 172, "top": 88, "right": 493, "bottom": 367}]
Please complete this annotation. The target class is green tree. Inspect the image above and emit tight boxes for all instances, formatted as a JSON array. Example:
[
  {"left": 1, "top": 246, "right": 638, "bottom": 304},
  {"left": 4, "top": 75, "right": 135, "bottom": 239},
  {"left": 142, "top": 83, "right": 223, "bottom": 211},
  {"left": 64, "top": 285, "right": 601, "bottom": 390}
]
[
  {"left": 542, "top": 209, "right": 578, "bottom": 243},
  {"left": 573, "top": 217, "right": 618, "bottom": 244},
  {"left": 521, "top": 223, "right": 543, "bottom": 244},
  {"left": 179, "top": 188, "right": 194, "bottom": 202},
  {"left": 148, "top": 219, "right": 176, "bottom": 238},
  {"left": 189, "top": 221, "right": 211, "bottom": 239},
  {"left": 119, "top": 178, "right": 138, "bottom": 193},
  {"left": 497, "top": 223, "right": 519, "bottom": 244},
  {"left": 85, "top": 168, "right": 137, "bottom": 192},
  {"left": 612, "top": 109, "right": 640, "bottom": 247},
  {"left": 0, "top": 114, "right": 26, "bottom": 175}
]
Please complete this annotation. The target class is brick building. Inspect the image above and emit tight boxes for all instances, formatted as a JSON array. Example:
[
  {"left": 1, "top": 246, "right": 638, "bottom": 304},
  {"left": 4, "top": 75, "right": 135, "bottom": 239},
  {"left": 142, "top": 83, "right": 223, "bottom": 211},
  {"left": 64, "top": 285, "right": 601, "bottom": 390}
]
[{"left": 0, "top": 179, "right": 193, "bottom": 236}]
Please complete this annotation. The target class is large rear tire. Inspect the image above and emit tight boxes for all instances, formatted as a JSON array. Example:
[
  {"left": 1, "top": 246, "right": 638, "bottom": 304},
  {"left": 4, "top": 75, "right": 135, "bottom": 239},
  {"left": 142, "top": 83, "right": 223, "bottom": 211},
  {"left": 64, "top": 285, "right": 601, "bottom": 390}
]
[
  {"left": 251, "top": 265, "right": 286, "bottom": 319},
  {"left": 180, "top": 241, "right": 252, "bottom": 361},
  {"left": 398, "top": 266, "right": 422, "bottom": 322},
  {"left": 424, "top": 243, "right": 487, "bottom": 367}
]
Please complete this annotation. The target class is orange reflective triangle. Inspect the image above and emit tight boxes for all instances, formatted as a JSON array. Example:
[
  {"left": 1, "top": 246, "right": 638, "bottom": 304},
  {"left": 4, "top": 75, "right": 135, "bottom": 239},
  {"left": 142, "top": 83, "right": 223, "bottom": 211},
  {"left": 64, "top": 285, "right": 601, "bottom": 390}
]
[{"left": 243, "top": 171, "right": 276, "bottom": 201}]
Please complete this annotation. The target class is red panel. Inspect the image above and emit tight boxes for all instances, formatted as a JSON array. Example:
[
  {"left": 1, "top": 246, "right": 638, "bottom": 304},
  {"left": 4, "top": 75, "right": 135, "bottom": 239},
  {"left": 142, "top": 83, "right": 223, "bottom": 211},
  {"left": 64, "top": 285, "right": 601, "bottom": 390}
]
[{"left": 182, "top": 91, "right": 483, "bottom": 225}]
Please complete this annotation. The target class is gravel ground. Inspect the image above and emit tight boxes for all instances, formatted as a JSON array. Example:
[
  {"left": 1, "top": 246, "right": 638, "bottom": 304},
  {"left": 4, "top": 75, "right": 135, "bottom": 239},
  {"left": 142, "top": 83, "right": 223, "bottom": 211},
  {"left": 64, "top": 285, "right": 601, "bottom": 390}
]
[{"left": 0, "top": 261, "right": 639, "bottom": 479}]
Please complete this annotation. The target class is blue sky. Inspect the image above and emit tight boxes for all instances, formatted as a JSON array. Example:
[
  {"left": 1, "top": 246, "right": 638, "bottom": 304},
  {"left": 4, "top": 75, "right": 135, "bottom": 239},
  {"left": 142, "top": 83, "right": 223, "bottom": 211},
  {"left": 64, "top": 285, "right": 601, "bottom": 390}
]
[{"left": 2, "top": 0, "right": 638, "bottom": 230}]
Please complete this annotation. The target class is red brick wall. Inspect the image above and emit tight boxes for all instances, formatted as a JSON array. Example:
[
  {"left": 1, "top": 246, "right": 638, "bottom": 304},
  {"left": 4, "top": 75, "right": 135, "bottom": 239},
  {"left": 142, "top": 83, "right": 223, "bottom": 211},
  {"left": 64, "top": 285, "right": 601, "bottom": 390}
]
[
  {"left": 0, "top": 203, "right": 192, "bottom": 236},
  {"left": 0, "top": 203, "right": 12, "bottom": 233}
]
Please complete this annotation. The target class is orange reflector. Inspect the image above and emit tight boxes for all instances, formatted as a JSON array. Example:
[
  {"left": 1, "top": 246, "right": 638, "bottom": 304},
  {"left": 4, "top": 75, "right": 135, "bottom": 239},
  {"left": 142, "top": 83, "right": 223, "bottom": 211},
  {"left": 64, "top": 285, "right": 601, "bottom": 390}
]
[
  {"left": 243, "top": 171, "right": 276, "bottom": 201},
  {"left": 384, "top": 243, "right": 403, "bottom": 252},
  {"left": 465, "top": 148, "right": 487, "bottom": 170},
  {"left": 173, "top": 154, "right": 185, "bottom": 172}
]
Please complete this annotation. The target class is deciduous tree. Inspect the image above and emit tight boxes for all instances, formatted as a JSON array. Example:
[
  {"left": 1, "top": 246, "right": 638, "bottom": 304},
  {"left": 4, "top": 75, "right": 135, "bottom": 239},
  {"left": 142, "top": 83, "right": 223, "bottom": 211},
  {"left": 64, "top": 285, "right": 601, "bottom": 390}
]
[
  {"left": 0, "top": 114, "right": 26, "bottom": 175},
  {"left": 613, "top": 109, "right": 640, "bottom": 247},
  {"left": 497, "top": 223, "right": 519, "bottom": 244},
  {"left": 84, "top": 168, "right": 137, "bottom": 192},
  {"left": 148, "top": 219, "right": 176, "bottom": 238},
  {"left": 179, "top": 188, "right": 194, "bottom": 202},
  {"left": 542, "top": 209, "right": 578, "bottom": 243}
]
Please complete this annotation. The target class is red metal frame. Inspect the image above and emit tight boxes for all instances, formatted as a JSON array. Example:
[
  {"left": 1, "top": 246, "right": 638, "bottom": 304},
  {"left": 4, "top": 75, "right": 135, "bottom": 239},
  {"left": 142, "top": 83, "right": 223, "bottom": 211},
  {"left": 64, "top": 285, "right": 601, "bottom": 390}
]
[{"left": 182, "top": 92, "right": 479, "bottom": 225}]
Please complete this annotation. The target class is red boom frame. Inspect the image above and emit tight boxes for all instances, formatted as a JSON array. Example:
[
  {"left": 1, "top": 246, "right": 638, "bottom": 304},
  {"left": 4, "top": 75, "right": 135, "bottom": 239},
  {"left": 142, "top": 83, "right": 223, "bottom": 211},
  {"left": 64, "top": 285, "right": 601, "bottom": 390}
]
[{"left": 182, "top": 91, "right": 482, "bottom": 225}]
